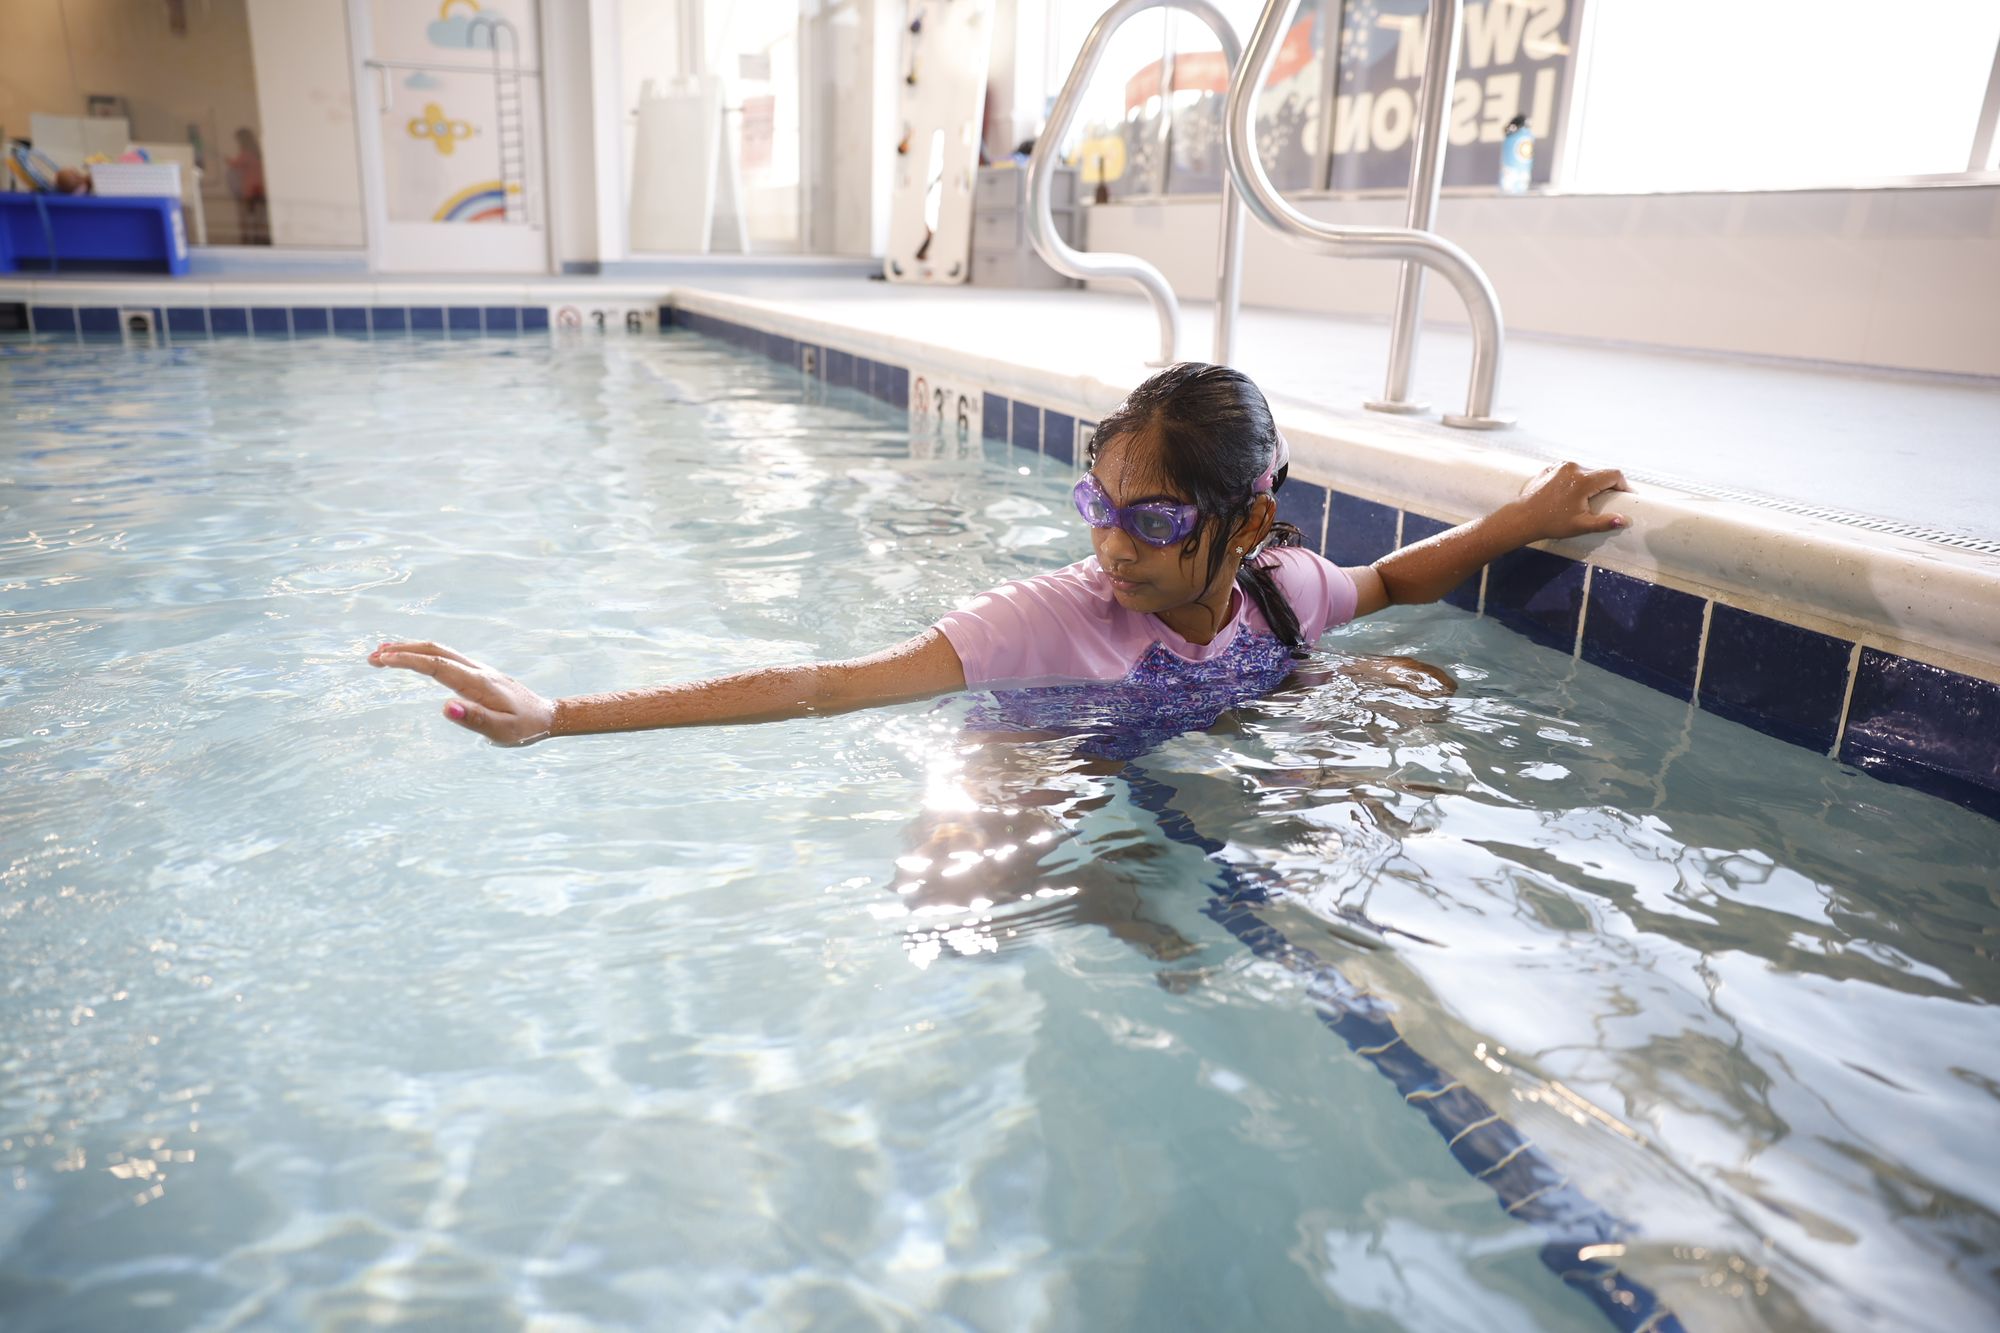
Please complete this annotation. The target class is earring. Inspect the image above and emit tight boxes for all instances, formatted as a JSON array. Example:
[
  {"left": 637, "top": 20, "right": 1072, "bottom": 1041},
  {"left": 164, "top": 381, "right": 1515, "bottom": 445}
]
[{"left": 1234, "top": 545, "right": 1244, "bottom": 554}]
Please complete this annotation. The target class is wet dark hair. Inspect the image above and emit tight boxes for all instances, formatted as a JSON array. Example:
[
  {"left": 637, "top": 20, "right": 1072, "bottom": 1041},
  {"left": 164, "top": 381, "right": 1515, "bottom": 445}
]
[{"left": 1085, "top": 362, "right": 1308, "bottom": 653}]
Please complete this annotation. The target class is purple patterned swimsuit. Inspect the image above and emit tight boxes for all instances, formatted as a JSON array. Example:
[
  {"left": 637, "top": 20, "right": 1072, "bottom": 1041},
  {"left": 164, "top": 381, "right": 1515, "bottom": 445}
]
[{"left": 936, "top": 549, "right": 1360, "bottom": 759}]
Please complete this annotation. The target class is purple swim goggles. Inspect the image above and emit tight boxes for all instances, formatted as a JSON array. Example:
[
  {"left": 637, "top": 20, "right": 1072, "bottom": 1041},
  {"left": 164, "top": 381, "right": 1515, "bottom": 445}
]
[
  {"left": 1072, "top": 474, "right": 1201, "bottom": 547},
  {"left": 1072, "top": 430, "right": 1290, "bottom": 547}
]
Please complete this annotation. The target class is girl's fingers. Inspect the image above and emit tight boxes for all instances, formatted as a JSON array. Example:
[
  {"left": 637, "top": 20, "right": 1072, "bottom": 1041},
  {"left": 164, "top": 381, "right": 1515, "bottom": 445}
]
[
  {"left": 373, "top": 640, "right": 478, "bottom": 668},
  {"left": 443, "top": 696, "right": 498, "bottom": 741},
  {"left": 1583, "top": 468, "right": 1630, "bottom": 494},
  {"left": 373, "top": 651, "right": 505, "bottom": 706}
]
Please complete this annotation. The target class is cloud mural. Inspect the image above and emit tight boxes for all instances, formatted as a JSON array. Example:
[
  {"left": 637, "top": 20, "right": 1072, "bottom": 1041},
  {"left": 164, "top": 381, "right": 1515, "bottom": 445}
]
[
  {"left": 427, "top": 15, "right": 497, "bottom": 50},
  {"left": 404, "top": 71, "right": 442, "bottom": 90}
]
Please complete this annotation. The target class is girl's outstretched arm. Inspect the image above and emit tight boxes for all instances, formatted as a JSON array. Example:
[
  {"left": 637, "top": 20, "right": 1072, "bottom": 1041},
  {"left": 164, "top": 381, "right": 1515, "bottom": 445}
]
[
  {"left": 368, "top": 629, "right": 968, "bottom": 747},
  {"left": 1346, "top": 461, "right": 1629, "bottom": 616}
]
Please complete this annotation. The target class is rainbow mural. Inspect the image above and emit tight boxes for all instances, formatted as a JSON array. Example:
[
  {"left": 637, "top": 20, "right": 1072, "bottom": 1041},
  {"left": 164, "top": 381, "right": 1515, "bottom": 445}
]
[{"left": 433, "top": 180, "right": 510, "bottom": 223}]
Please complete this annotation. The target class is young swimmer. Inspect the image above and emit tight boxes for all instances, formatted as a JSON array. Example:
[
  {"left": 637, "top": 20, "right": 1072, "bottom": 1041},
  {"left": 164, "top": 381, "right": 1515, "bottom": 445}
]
[{"left": 369, "top": 362, "right": 1627, "bottom": 756}]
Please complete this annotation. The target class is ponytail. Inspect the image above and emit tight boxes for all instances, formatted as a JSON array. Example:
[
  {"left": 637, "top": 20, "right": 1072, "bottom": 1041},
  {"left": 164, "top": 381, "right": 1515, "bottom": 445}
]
[{"left": 1237, "top": 464, "right": 1309, "bottom": 655}]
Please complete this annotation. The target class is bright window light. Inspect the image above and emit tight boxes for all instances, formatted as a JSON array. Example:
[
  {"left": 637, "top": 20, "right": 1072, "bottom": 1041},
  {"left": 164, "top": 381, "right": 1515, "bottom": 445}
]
[{"left": 1567, "top": 0, "right": 2000, "bottom": 192}]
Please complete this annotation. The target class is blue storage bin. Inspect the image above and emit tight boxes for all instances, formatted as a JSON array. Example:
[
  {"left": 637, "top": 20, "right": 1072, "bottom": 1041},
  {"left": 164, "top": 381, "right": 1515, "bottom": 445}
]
[{"left": 0, "top": 193, "right": 189, "bottom": 276}]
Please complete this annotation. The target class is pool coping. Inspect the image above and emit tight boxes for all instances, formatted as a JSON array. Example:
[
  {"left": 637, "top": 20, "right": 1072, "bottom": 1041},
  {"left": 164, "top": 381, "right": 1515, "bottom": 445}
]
[{"left": 4, "top": 275, "right": 1996, "bottom": 821}]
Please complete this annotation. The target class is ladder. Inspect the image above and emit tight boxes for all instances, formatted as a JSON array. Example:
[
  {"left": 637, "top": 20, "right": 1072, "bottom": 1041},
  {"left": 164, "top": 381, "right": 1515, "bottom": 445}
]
[{"left": 469, "top": 15, "right": 528, "bottom": 224}]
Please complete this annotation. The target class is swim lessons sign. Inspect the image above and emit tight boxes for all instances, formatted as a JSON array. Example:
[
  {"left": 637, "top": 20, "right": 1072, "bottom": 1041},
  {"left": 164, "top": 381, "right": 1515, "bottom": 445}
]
[{"left": 1328, "top": 0, "right": 1581, "bottom": 191}]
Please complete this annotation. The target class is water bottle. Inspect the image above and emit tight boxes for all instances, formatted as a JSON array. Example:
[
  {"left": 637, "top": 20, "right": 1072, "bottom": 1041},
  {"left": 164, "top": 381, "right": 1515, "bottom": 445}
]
[{"left": 1499, "top": 114, "right": 1534, "bottom": 194}]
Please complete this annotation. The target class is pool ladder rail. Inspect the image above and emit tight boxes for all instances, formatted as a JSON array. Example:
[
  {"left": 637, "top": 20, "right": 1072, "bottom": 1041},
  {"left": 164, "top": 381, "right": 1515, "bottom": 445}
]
[{"left": 1027, "top": 0, "right": 1511, "bottom": 428}]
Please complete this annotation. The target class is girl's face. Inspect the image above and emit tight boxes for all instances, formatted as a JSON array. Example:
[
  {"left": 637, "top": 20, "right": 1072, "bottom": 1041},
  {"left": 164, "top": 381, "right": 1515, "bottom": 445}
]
[{"left": 1086, "top": 429, "right": 1269, "bottom": 629}]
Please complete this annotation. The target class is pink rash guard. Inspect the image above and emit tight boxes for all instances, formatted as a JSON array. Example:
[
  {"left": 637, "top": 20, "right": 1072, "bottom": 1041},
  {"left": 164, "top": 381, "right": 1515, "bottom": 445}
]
[{"left": 935, "top": 545, "right": 1360, "bottom": 758}]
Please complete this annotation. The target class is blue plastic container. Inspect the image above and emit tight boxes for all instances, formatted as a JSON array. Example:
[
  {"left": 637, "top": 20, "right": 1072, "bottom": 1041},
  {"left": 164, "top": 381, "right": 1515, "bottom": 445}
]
[{"left": 0, "top": 193, "right": 189, "bottom": 275}]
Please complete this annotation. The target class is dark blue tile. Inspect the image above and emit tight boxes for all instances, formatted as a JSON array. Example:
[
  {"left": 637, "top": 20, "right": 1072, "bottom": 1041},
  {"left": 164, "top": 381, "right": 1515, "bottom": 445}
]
[
  {"left": 1399, "top": 514, "right": 1480, "bottom": 611},
  {"left": 1043, "top": 412, "right": 1076, "bottom": 466},
  {"left": 409, "top": 306, "right": 445, "bottom": 333},
  {"left": 77, "top": 306, "right": 120, "bottom": 336},
  {"left": 763, "top": 331, "right": 794, "bottom": 364},
  {"left": 1700, "top": 604, "right": 1851, "bottom": 753},
  {"left": 1581, "top": 569, "right": 1705, "bottom": 700},
  {"left": 1324, "top": 492, "right": 1399, "bottom": 567},
  {"left": 31, "top": 306, "right": 78, "bottom": 336},
  {"left": 886, "top": 363, "right": 908, "bottom": 409},
  {"left": 165, "top": 307, "right": 208, "bottom": 338},
  {"left": 825, "top": 347, "right": 853, "bottom": 388},
  {"left": 250, "top": 306, "right": 290, "bottom": 336},
  {"left": 208, "top": 306, "right": 250, "bottom": 336},
  {"left": 447, "top": 306, "right": 482, "bottom": 333},
  {"left": 520, "top": 306, "right": 548, "bottom": 331},
  {"left": 657, "top": 304, "right": 674, "bottom": 328},
  {"left": 370, "top": 307, "right": 407, "bottom": 334},
  {"left": 331, "top": 307, "right": 369, "bottom": 336},
  {"left": 1011, "top": 402, "right": 1041, "bottom": 452},
  {"left": 1838, "top": 650, "right": 2000, "bottom": 818},
  {"left": 983, "top": 394, "right": 1010, "bottom": 443},
  {"left": 1275, "top": 480, "right": 1328, "bottom": 552},
  {"left": 483, "top": 306, "right": 519, "bottom": 333},
  {"left": 1486, "top": 547, "right": 1585, "bottom": 651},
  {"left": 290, "top": 307, "right": 329, "bottom": 335},
  {"left": 856, "top": 358, "right": 880, "bottom": 398}
]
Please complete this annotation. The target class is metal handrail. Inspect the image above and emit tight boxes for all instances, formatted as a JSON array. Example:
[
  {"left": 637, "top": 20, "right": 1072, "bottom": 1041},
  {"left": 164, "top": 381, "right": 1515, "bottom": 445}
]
[
  {"left": 1028, "top": 0, "right": 1246, "bottom": 367},
  {"left": 1224, "top": 0, "right": 1510, "bottom": 428},
  {"left": 1365, "top": 0, "right": 1458, "bottom": 416}
]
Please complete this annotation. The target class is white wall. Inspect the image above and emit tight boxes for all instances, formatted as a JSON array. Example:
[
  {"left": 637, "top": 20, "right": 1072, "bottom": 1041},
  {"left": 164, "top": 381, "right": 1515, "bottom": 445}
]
[
  {"left": 1084, "top": 185, "right": 2000, "bottom": 377},
  {"left": 244, "top": 0, "right": 365, "bottom": 247}
]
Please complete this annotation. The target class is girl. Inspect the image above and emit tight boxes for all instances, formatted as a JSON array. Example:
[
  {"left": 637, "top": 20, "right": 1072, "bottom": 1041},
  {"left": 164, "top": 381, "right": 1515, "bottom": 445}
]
[{"left": 369, "top": 362, "right": 1627, "bottom": 757}]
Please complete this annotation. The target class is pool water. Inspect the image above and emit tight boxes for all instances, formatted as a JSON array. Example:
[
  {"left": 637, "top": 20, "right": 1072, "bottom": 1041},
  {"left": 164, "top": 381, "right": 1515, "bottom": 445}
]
[{"left": 3, "top": 333, "right": 1997, "bottom": 1332}]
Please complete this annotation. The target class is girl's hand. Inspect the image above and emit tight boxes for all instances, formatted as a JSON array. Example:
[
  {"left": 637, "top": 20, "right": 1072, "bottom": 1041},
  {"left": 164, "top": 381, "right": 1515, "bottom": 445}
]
[
  {"left": 1513, "top": 461, "right": 1630, "bottom": 541},
  {"left": 368, "top": 640, "right": 556, "bottom": 746}
]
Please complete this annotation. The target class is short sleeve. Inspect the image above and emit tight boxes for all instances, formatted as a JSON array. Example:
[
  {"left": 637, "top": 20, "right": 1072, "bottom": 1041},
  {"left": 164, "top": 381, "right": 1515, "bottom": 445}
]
[
  {"left": 936, "top": 583, "right": 1043, "bottom": 687},
  {"left": 1267, "top": 546, "right": 1359, "bottom": 643},
  {"left": 934, "top": 562, "right": 1138, "bottom": 688}
]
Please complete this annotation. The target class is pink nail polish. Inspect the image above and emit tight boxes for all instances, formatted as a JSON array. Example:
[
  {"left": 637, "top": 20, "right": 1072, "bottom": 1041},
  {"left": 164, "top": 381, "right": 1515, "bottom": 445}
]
[{"left": 447, "top": 703, "right": 465, "bottom": 720}]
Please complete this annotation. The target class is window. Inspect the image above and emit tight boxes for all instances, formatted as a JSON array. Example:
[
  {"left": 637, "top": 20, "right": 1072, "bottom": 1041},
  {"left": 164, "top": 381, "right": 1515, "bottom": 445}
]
[{"left": 1566, "top": 0, "right": 2000, "bottom": 192}]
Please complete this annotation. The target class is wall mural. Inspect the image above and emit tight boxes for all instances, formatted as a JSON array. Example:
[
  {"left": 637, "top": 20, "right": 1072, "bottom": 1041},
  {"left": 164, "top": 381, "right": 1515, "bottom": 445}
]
[{"left": 374, "top": 0, "right": 538, "bottom": 227}]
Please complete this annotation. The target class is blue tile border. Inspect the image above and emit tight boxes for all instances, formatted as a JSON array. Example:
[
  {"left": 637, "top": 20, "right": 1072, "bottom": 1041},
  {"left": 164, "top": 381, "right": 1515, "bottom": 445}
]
[
  {"left": 1839, "top": 650, "right": 2000, "bottom": 819},
  {"left": 1582, "top": 569, "right": 1704, "bottom": 700},
  {"left": 1325, "top": 491, "right": 1399, "bottom": 567},
  {"left": 1010, "top": 401, "right": 1041, "bottom": 453},
  {"left": 13, "top": 297, "right": 573, "bottom": 345},
  {"left": 643, "top": 298, "right": 2000, "bottom": 822},
  {"left": 1275, "top": 480, "right": 1329, "bottom": 553},
  {"left": 165, "top": 306, "right": 209, "bottom": 339},
  {"left": 1044, "top": 411, "right": 1076, "bottom": 466},
  {"left": 1486, "top": 547, "right": 1586, "bottom": 653},
  {"left": 1700, "top": 604, "right": 1852, "bottom": 753}
]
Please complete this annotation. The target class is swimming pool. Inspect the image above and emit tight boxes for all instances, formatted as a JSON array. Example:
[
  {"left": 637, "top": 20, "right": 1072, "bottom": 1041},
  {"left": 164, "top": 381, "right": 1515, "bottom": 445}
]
[{"left": 3, "top": 331, "right": 1997, "bottom": 1331}]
